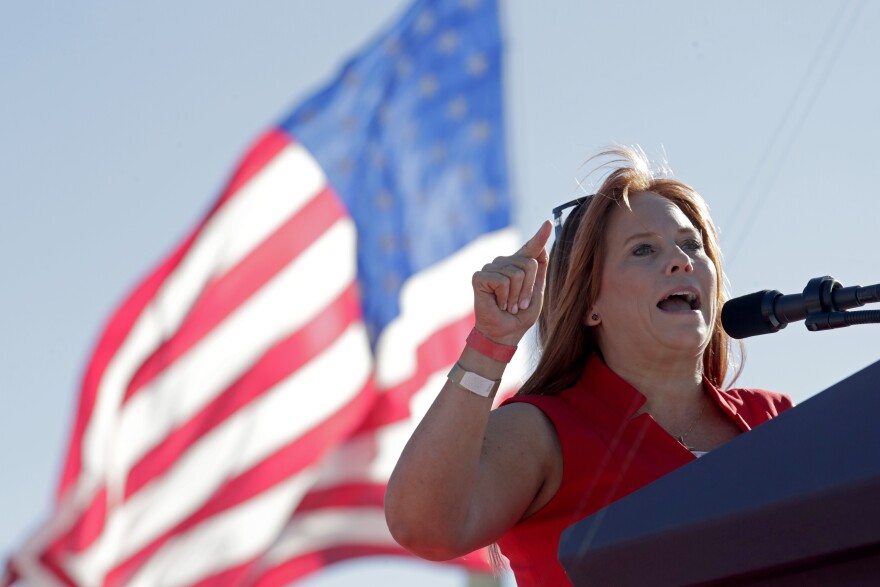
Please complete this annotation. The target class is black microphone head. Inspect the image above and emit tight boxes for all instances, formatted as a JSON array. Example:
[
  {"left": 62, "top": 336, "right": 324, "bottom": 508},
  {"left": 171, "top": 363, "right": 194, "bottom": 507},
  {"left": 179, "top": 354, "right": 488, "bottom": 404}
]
[{"left": 722, "top": 290, "right": 784, "bottom": 339}]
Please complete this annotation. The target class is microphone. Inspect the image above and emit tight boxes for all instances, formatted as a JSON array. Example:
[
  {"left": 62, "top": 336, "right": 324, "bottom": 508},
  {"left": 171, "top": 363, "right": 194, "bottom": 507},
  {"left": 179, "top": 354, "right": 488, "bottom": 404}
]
[{"left": 721, "top": 276, "right": 880, "bottom": 339}]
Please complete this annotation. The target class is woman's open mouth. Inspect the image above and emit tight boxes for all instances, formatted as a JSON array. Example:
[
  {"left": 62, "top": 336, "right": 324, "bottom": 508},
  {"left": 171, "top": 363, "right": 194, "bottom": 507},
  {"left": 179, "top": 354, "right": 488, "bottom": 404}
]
[{"left": 657, "top": 290, "right": 702, "bottom": 313}]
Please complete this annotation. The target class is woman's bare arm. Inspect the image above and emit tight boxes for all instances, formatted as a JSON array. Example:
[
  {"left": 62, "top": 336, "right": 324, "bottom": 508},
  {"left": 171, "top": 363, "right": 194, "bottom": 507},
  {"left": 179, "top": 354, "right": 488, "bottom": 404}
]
[{"left": 384, "top": 221, "right": 557, "bottom": 559}]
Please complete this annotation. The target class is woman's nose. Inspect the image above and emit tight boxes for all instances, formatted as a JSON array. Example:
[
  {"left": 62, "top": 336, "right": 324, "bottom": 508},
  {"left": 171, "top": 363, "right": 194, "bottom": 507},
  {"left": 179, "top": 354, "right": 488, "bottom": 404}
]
[{"left": 666, "top": 247, "right": 694, "bottom": 274}]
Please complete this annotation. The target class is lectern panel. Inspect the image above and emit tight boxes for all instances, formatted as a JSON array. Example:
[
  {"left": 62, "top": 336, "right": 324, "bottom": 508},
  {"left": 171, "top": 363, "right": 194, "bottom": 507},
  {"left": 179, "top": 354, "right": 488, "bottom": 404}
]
[{"left": 559, "top": 359, "right": 880, "bottom": 586}]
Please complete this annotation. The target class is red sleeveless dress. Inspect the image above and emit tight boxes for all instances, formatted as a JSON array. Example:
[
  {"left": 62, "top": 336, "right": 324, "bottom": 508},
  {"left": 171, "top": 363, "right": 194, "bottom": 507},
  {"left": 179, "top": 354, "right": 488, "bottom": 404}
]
[{"left": 496, "top": 356, "right": 793, "bottom": 586}]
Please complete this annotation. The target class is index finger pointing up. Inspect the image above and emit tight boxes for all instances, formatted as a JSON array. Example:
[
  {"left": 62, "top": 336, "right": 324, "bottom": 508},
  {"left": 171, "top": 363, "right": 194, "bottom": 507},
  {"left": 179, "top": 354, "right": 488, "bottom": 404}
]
[{"left": 516, "top": 220, "right": 553, "bottom": 261}]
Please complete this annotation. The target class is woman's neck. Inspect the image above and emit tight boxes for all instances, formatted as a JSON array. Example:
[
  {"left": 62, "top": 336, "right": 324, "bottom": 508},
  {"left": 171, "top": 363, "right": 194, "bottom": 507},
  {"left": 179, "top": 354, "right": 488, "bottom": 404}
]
[{"left": 601, "top": 347, "right": 705, "bottom": 416}]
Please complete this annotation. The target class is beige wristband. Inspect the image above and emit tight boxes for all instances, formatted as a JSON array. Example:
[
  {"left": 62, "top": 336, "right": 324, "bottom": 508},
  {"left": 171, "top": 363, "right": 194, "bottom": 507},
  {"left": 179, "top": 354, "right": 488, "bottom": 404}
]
[{"left": 447, "top": 363, "right": 501, "bottom": 398}]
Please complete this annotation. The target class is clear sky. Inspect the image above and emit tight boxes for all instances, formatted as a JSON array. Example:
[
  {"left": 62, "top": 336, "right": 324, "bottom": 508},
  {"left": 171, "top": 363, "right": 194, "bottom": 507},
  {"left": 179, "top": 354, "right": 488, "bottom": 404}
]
[{"left": 2, "top": 1, "right": 879, "bottom": 585}]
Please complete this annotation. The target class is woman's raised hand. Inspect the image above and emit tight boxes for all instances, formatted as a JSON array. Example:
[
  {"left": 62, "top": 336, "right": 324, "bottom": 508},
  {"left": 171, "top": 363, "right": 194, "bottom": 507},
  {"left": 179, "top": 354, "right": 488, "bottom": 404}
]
[{"left": 471, "top": 221, "right": 553, "bottom": 346}]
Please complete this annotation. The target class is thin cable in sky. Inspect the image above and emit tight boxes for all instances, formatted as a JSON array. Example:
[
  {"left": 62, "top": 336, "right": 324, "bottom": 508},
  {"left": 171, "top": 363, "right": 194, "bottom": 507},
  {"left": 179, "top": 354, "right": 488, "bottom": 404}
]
[{"left": 724, "top": 0, "right": 866, "bottom": 263}]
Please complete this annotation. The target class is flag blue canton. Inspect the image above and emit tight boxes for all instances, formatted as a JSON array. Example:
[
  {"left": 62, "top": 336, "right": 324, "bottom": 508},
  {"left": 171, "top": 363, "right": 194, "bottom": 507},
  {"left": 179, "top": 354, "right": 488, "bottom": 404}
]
[{"left": 281, "top": 0, "right": 510, "bottom": 347}]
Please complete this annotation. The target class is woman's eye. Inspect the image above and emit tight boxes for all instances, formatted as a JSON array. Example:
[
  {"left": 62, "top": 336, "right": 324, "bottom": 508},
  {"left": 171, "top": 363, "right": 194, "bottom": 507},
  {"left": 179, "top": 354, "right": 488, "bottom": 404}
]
[
  {"left": 682, "top": 239, "right": 703, "bottom": 252},
  {"left": 633, "top": 244, "right": 653, "bottom": 256}
]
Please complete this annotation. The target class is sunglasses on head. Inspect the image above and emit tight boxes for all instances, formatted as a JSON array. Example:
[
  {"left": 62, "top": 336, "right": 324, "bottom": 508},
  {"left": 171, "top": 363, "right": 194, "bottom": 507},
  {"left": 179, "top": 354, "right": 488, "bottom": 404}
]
[{"left": 551, "top": 195, "right": 594, "bottom": 240}]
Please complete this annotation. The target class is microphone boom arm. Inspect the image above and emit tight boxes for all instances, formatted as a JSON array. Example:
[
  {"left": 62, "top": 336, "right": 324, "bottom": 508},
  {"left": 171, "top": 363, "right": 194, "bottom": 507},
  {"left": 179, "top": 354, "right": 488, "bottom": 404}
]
[
  {"left": 808, "top": 309, "right": 880, "bottom": 331},
  {"left": 786, "top": 276, "right": 880, "bottom": 332}
]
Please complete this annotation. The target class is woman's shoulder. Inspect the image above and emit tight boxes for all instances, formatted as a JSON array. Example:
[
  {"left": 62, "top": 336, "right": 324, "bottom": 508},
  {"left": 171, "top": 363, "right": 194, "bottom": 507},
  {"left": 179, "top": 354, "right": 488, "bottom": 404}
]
[
  {"left": 489, "top": 400, "right": 555, "bottom": 444},
  {"left": 488, "top": 400, "right": 563, "bottom": 510},
  {"left": 491, "top": 397, "right": 561, "bottom": 440},
  {"left": 490, "top": 397, "right": 569, "bottom": 465}
]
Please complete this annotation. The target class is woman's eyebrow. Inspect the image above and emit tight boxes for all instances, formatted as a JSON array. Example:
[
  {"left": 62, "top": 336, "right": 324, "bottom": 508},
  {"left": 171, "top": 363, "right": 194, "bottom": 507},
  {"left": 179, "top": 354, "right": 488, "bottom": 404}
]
[
  {"left": 623, "top": 232, "right": 658, "bottom": 247},
  {"left": 623, "top": 227, "right": 700, "bottom": 247}
]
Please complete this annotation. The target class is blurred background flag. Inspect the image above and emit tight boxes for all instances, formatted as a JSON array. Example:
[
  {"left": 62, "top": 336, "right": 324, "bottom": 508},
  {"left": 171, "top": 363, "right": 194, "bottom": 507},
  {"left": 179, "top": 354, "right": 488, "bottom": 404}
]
[{"left": 4, "top": 0, "right": 524, "bottom": 585}]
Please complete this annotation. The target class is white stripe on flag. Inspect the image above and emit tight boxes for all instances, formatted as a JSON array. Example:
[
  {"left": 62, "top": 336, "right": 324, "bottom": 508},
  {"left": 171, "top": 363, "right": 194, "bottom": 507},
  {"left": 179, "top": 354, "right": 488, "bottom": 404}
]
[
  {"left": 308, "top": 343, "right": 529, "bottom": 493},
  {"left": 264, "top": 508, "right": 398, "bottom": 567},
  {"left": 375, "top": 228, "right": 520, "bottom": 387},
  {"left": 125, "top": 471, "right": 321, "bottom": 587},
  {"left": 63, "top": 322, "right": 372, "bottom": 585},
  {"left": 110, "top": 217, "right": 357, "bottom": 485},
  {"left": 81, "top": 143, "right": 326, "bottom": 485},
  {"left": 309, "top": 372, "right": 450, "bottom": 490}
]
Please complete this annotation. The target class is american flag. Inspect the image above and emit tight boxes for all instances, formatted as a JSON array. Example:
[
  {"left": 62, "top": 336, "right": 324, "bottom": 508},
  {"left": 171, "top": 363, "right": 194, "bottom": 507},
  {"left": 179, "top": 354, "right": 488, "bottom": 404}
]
[{"left": 4, "top": 0, "right": 525, "bottom": 585}]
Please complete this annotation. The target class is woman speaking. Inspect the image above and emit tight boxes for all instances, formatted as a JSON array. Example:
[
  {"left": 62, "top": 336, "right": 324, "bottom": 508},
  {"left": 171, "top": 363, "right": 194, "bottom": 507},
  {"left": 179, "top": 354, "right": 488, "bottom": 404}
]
[{"left": 384, "top": 147, "right": 793, "bottom": 586}]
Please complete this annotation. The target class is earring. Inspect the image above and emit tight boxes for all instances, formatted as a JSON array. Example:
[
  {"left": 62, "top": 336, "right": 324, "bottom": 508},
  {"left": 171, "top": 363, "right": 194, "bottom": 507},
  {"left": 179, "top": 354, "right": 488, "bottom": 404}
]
[{"left": 591, "top": 313, "right": 599, "bottom": 321}]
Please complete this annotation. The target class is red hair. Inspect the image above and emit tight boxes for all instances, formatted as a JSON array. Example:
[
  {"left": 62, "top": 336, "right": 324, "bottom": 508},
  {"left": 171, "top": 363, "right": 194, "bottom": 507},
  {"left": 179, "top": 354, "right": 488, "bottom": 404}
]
[{"left": 518, "top": 147, "right": 741, "bottom": 396}]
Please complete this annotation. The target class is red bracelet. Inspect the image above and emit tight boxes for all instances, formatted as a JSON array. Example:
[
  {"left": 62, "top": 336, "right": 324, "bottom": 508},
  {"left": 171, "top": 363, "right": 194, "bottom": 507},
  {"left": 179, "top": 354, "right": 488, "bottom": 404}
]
[{"left": 466, "top": 327, "right": 517, "bottom": 363}]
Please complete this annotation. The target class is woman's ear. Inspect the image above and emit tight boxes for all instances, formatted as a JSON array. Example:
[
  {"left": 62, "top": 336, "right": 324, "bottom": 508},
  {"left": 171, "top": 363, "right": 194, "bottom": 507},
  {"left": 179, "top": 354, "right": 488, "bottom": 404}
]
[{"left": 584, "top": 310, "right": 601, "bottom": 326}]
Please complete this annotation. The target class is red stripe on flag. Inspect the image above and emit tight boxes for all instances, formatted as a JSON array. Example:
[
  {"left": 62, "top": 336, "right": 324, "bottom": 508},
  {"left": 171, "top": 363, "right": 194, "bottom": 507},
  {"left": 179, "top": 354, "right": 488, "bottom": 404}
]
[
  {"left": 205, "top": 316, "right": 492, "bottom": 584},
  {"left": 251, "top": 546, "right": 490, "bottom": 587},
  {"left": 2, "top": 562, "right": 17, "bottom": 587},
  {"left": 57, "top": 235, "right": 194, "bottom": 500},
  {"left": 103, "top": 380, "right": 378, "bottom": 587},
  {"left": 40, "top": 312, "right": 476, "bottom": 581},
  {"left": 42, "top": 486, "right": 108, "bottom": 557},
  {"left": 295, "top": 482, "right": 386, "bottom": 513},
  {"left": 49, "top": 283, "right": 363, "bottom": 558},
  {"left": 210, "top": 546, "right": 407, "bottom": 587},
  {"left": 123, "top": 185, "right": 345, "bottom": 403},
  {"left": 57, "top": 130, "right": 294, "bottom": 499},
  {"left": 358, "top": 313, "right": 473, "bottom": 432},
  {"left": 102, "top": 312, "right": 477, "bottom": 585},
  {"left": 124, "top": 283, "right": 362, "bottom": 499},
  {"left": 34, "top": 550, "right": 78, "bottom": 587},
  {"left": 214, "top": 129, "right": 292, "bottom": 209},
  {"left": 186, "top": 560, "right": 253, "bottom": 587}
]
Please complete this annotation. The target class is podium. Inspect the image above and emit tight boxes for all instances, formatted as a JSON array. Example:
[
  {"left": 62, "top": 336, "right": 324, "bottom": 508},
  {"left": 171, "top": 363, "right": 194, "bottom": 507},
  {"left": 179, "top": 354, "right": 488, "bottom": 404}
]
[{"left": 558, "top": 359, "right": 880, "bottom": 586}]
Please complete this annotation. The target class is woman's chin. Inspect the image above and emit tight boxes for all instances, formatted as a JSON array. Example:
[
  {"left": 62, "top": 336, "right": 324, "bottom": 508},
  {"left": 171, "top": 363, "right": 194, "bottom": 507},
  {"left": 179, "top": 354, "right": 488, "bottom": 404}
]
[{"left": 657, "top": 328, "right": 711, "bottom": 355}]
